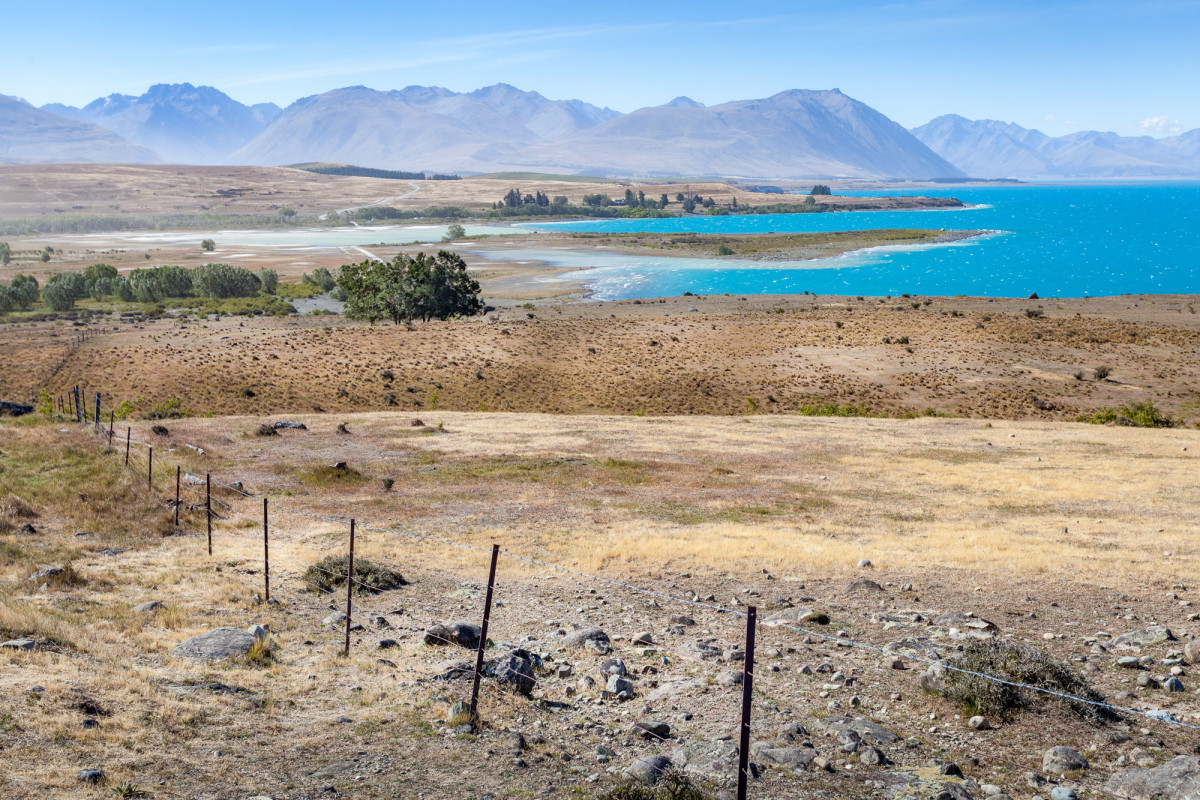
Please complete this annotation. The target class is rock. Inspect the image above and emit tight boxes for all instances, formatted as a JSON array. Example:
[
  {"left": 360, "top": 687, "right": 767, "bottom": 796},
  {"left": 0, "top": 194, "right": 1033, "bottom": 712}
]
[
  {"left": 884, "top": 656, "right": 906, "bottom": 670},
  {"left": 767, "top": 607, "right": 830, "bottom": 625},
  {"left": 750, "top": 741, "right": 819, "bottom": 770},
  {"left": 860, "top": 747, "right": 887, "bottom": 766},
  {"left": 77, "top": 769, "right": 104, "bottom": 783},
  {"left": 1185, "top": 640, "right": 1200, "bottom": 665},
  {"left": 1105, "top": 755, "right": 1200, "bottom": 800},
  {"left": 936, "top": 784, "right": 973, "bottom": 800},
  {"left": 556, "top": 664, "right": 572, "bottom": 679},
  {"left": 171, "top": 628, "right": 257, "bottom": 662},
  {"left": 1, "top": 638, "right": 36, "bottom": 651},
  {"left": 272, "top": 420, "right": 308, "bottom": 430},
  {"left": 1165, "top": 676, "right": 1185, "bottom": 692},
  {"left": 29, "top": 565, "right": 65, "bottom": 582},
  {"left": 321, "top": 611, "right": 347, "bottom": 627},
  {"left": 563, "top": 627, "right": 611, "bottom": 654},
  {"left": 968, "top": 715, "right": 991, "bottom": 731},
  {"left": 1026, "top": 772, "right": 1048, "bottom": 789},
  {"left": 981, "top": 785, "right": 1003, "bottom": 796},
  {"left": 600, "top": 657, "right": 627, "bottom": 676},
  {"left": 1117, "top": 656, "right": 1143, "bottom": 669},
  {"left": 625, "top": 755, "right": 672, "bottom": 785},
  {"left": 717, "top": 671, "right": 743, "bottom": 686},
  {"left": 431, "top": 660, "right": 474, "bottom": 681},
  {"left": 606, "top": 674, "right": 634, "bottom": 697},
  {"left": 20, "top": 523, "right": 37, "bottom": 535},
  {"left": 486, "top": 649, "right": 539, "bottom": 696},
  {"left": 932, "top": 611, "right": 998, "bottom": 636},
  {"left": 776, "top": 722, "right": 808, "bottom": 741},
  {"left": 1113, "top": 625, "right": 1175, "bottom": 650},
  {"left": 133, "top": 601, "right": 161, "bottom": 613},
  {"left": 858, "top": 559, "right": 873, "bottom": 568},
  {"left": 815, "top": 717, "right": 899, "bottom": 746},
  {"left": 669, "top": 615, "right": 695, "bottom": 626},
  {"left": 919, "top": 665, "right": 947, "bottom": 692},
  {"left": 632, "top": 632, "right": 654, "bottom": 646},
  {"left": 1050, "top": 788, "right": 1078, "bottom": 800},
  {"left": 845, "top": 578, "right": 885, "bottom": 594},
  {"left": 378, "top": 639, "right": 398, "bottom": 649},
  {"left": 679, "top": 639, "right": 724, "bottom": 661},
  {"left": 634, "top": 721, "right": 671, "bottom": 741},
  {"left": 1043, "top": 746, "right": 1088, "bottom": 774},
  {"left": 939, "top": 762, "right": 964, "bottom": 777},
  {"left": 246, "top": 624, "right": 269, "bottom": 640},
  {"left": 671, "top": 741, "right": 739, "bottom": 786},
  {"left": 888, "top": 636, "right": 945, "bottom": 660},
  {"left": 425, "top": 622, "right": 481, "bottom": 649}
]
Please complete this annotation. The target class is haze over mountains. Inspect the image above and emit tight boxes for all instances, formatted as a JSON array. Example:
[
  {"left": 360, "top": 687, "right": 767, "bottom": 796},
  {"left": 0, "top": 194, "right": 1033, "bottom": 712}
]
[{"left": 3, "top": 82, "right": 1199, "bottom": 179}]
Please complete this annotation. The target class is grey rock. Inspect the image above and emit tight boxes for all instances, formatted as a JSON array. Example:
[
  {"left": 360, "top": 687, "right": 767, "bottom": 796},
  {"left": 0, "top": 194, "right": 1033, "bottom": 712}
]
[
  {"left": 679, "top": 639, "right": 724, "bottom": 661},
  {"left": 486, "top": 649, "right": 539, "bottom": 696},
  {"left": 425, "top": 621, "right": 481, "bottom": 648},
  {"left": 1118, "top": 656, "right": 1144, "bottom": 669},
  {"left": 860, "top": 747, "right": 887, "bottom": 766},
  {"left": 378, "top": 639, "right": 398, "bottom": 649},
  {"left": 171, "top": 627, "right": 257, "bottom": 662},
  {"left": 632, "top": 632, "right": 654, "bottom": 646},
  {"left": 1104, "top": 755, "right": 1200, "bottom": 800},
  {"left": 132, "top": 601, "right": 162, "bottom": 613},
  {"left": 625, "top": 755, "right": 672, "bottom": 785},
  {"left": 600, "top": 657, "right": 627, "bottom": 676},
  {"left": 321, "top": 610, "right": 347, "bottom": 627},
  {"left": 936, "top": 784, "right": 973, "bottom": 800},
  {"left": 933, "top": 611, "right": 998, "bottom": 635},
  {"left": 671, "top": 741, "right": 739, "bottom": 786},
  {"left": 717, "top": 670, "right": 743, "bottom": 686},
  {"left": 29, "top": 565, "right": 65, "bottom": 581},
  {"left": 1050, "top": 788, "right": 1078, "bottom": 800},
  {"left": 1043, "top": 746, "right": 1088, "bottom": 774},
  {"left": 563, "top": 627, "right": 611, "bottom": 654},
  {"left": 1, "top": 638, "right": 36, "bottom": 651},
  {"left": 246, "top": 624, "right": 269, "bottom": 640},
  {"left": 1185, "top": 640, "right": 1200, "bottom": 665},
  {"left": 507, "top": 732, "right": 527, "bottom": 752},
  {"left": 634, "top": 721, "right": 671, "bottom": 741},
  {"left": 20, "top": 523, "right": 37, "bottom": 534},
  {"left": 1113, "top": 625, "right": 1175, "bottom": 650},
  {"left": 858, "top": 559, "right": 873, "bottom": 568},
  {"left": 887, "top": 636, "right": 945, "bottom": 660},
  {"left": 845, "top": 578, "right": 885, "bottom": 594},
  {"left": 776, "top": 721, "right": 808, "bottom": 741},
  {"left": 919, "top": 664, "right": 947, "bottom": 692},
  {"left": 77, "top": 769, "right": 104, "bottom": 783},
  {"left": 606, "top": 674, "right": 634, "bottom": 696},
  {"left": 750, "top": 741, "right": 819, "bottom": 770},
  {"left": 1026, "top": 771, "right": 1048, "bottom": 788},
  {"left": 273, "top": 420, "right": 308, "bottom": 429},
  {"left": 815, "top": 716, "right": 899, "bottom": 745},
  {"left": 1165, "top": 676, "right": 1185, "bottom": 692},
  {"left": 968, "top": 715, "right": 991, "bottom": 731},
  {"left": 669, "top": 615, "right": 696, "bottom": 626},
  {"left": 446, "top": 700, "right": 471, "bottom": 724},
  {"left": 431, "top": 659, "right": 473, "bottom": 681}
]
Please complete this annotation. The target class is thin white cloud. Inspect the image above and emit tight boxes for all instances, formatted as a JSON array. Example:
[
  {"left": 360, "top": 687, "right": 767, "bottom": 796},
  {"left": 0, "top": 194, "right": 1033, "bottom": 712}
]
[{"left": 1139, "top": 115, "right": 1183, "bottom": 135}]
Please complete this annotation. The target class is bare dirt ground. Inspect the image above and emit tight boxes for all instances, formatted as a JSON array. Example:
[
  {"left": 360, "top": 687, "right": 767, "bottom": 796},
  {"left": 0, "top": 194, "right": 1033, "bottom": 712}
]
[
  {"left": 2, "top": 293, "right": 1198, "bottom": 425},
  {"left": 1, "top": 412, "right": 1197, "bottom": 799}
]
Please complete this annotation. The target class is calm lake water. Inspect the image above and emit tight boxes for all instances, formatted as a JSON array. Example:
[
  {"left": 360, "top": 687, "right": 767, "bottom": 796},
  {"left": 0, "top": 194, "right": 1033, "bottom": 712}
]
[{"left": 517, "top": 183, "right": 1200, "bottom": 299}]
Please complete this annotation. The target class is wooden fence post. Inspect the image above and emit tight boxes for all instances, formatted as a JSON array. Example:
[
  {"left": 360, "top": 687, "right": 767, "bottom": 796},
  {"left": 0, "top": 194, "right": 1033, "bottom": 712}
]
[
  {"left": 174, "top": 466, "right": 181, "bottom": 527},
  {"left": 263, "top": 498, "right": 270, "bottom": 603},
  {"left": 344, "top": 519, "right": 356, "bottom": 657},
  {"left": 736, "top": 606, "right": 758, "bottom": 800},
  {"left": 206, "top": 474, "right": 212, "bottom": 556},
  {"left": 469, "top": 544, "right": 501, "bottom": 723}
]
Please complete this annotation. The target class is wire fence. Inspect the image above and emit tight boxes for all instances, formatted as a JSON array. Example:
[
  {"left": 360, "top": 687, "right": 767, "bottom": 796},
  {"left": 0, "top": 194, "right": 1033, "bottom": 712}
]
[{"left": 35, "top": 389, "right": 1200, "bottom": 800}]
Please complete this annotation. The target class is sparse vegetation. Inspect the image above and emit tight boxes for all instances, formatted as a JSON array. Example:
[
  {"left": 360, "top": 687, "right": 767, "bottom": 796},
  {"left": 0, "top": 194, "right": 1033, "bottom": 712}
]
[
  {"left": 338, "top": 250, "right": 482, "bottom": 323},
  {"left": 1078, "top": 399, "right": 1174, "bottom": 428},
  {"left": 303, "top": 555, "right": 407, "bottom": 593},
  {"left": 599, "top": 770, "right": 706, "bottom": 800}
]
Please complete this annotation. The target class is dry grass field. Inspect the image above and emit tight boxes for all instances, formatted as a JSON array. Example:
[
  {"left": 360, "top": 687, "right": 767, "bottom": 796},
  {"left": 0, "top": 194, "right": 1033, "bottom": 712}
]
[
  {"left": 1, "top": 411, "right": 1197, "bottom": 799},
  {"left": 2, "top": 294, "right": 1199, "bottom": 425}
]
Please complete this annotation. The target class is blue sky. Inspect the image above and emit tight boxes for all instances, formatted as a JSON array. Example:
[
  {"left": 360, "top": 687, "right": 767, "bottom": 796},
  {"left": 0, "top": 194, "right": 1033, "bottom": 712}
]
[{"left": 6, "top": 0, "right": 1198, "bottom": 136}]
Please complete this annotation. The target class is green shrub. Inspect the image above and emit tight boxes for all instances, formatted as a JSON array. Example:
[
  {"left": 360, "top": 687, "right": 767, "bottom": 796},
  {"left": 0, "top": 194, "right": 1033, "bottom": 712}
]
[
  {"left": 276, "top": 282, "right": 323, "bottom": 299},
  {"left": 192, "top": 263, "right": 261, "bottom": 298},
  {"left": 598, "top": 770, "right": 706, "bottom": 800},
  {"left": 1078, "top": 399, "right": 1174, "bottom": 428},
  {"left": 303, "top": 555, "right": 406, "bottom": 594},
  {"left": 942, "top": 639, "right": 1114, "bottom": 724},
  {"left": 257, "top": 268, "right": 278, "bottom": 294}
]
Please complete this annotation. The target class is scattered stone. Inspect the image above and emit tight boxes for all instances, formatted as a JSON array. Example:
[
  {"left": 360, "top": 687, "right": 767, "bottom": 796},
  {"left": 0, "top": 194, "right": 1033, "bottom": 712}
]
[
  {"left": 679, "top": 639, "right": 724, "bottom": 661},
  {"left": 919, "top": 665, "right": 947, "bottom": 692},
  {"left": 751, "top": 741, "right": 819, "bottom": 770},
  {"left": 1113, "top": 625, "right": 1175, "bottom": 650},
  {"left": 1050, "top": 789, "right": 1078, "bottom": 800},
  {"left": 671, "top": 741, "right": 739, "bottom": 786},
  {"left": 860, "top": 747, "right": 886, "bottom": 766},
  {"left": 431, "top": 660, "right": 473, "bottom": 681},
  {"left": 669, "top": 615, "right": 695, "bottom": 626},
  {"left": 1164, "top": 676, "right": 1185, "bottom": 692},
  {"left": 600, "top": 657, "right": 627, "bottom": 676},
  {"left": 486, "top": 649, "right": 540, "bottom": 696},
  {"left": 815, "top": 717, "right": 899, "bottom": 746},
  {"left": 378, "top": 639, "right": 398, "bottom": 649},
  {"left": 1184, "top": 640, "right": 1200, "bottom": 665},
  {"left": 29, "top": 565, "right": 65, "bottom": 582},
  {"left": 1117, "top": 656, "right": 1143, "bottom": 669},
  {"left": 1105, "top": 755, "right": 1200, "bottom": 800},
  {"left": 606, "top": 674, "right": 634, "bottom": 697},
  {"left": 884, "top": 656, "right": 906, "bottom": 670},
  {"left": 936, "top": 783, "right": 973, "bottom": 800},
  {"left": 717, "top": 671, "right": 743, "bottom": 687},
  {"left": 625, "top": 755, "right": 672, "bottom": 785},
  {"left": 632, "top": 632, "right": 654, "bottom": 646},
  {"left": 77, "top": 769, "right": 104, "bottom": 784},
  {"left": 563, "top": 627, "right": 611, "bottom": 655},
  {"left": 845, "top": 578, "right": 885, "bottom": 594},
  {"left": 133, "top": 601, "right": 162, "bottom": 613},
  {"left": 1026, "top": 772, "right": 1047, "bottom": 788},
  {"left": 634, "top": 721, "right": 671, "bottom": 741},
  {"left": 1043, "top": 746, "right": 1088, "bottom": 774},
  {"left": 171, "top": 628, "right": 258, "bottom": 662},
  {"left": 321, "top": 611, "right": 347, "bottom": 627},
  {"left": 932, "top": 610, "right": 998, "bottom": 636},
  {"left": 272, "top": 420, "right": 308, "bottom": 430},
  {"left": 424, "top": 622, "right": 482, "bottom": 649},
  {"left": 858, "top": 559, "right": 873, "bottom": 568},
  {"left": 246, "top": 624, "right": 269, "bottom": 640},
  {"left": 1, "top": 638, "right": 36, "bottom": 651},
  {"left": 968, "top": 715, "right": 991, "bottom": 731}
]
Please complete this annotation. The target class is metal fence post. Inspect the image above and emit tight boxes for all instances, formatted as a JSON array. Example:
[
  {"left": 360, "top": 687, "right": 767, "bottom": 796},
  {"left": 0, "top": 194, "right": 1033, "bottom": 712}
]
[
  {"left": 108, "top": 410, "right": 114, "bottom": 446},
  {"left": 737, "top": 606, "right": 757, "bottom": 800},
  {"left": 263, "top": 498, "right": 270, "bottom": 603},
  {"left": 205, "top": 473, "right": 212, "bottom": 556},
  {"left": 75, "top": 386, "right": 82, "bottom": 424},
  {"left": 344, "top": 519, "right": 356, "bottom": 657},
  {"left": 125, "top": 427, "right": 131, "bottom": 466},
  {"left": 148, "top": 446, "right": 153, "bottom": 490},
  {"left": 174, "top": 466, "right": 181, "bottom": 527},
  {"left": 94, "top": 393, "right": 100, "bottom": 431},
  {"left": 469, "top": 544, "right": 501, "bottom": 723}
]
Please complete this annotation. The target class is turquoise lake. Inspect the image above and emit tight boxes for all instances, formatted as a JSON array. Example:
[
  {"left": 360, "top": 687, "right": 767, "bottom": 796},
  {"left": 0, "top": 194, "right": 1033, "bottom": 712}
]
[{"left": 515, "top": 183, "right": 1200, "bottom": 299}]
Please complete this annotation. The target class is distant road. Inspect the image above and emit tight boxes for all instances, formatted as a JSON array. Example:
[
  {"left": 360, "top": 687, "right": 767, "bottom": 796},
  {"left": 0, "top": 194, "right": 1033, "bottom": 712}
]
[{"left": 333, "top": 181, "right": 422, "bottom": 215}]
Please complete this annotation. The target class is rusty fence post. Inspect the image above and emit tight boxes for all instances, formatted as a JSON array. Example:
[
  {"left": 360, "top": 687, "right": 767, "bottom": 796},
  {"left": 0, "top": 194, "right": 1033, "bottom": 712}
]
[
  {"left": 174, "top": 466, "right": 181, "bottom": 527},
  {"left": 148, "top": 446, "right": 153, "bottom": 490},
  {"left": 263, "top": 498, "right": 270, "bottom": 603},
  {"left": 108, "top": 410, "right": 114, "bottom": 446},
  {"left": 206, "top": 473, "right": 212, "bottom": 556},
  {"left": 125, "top": 427, "right": 131, "bottom": 466},
  {"left": 94, "top": 393, "right": 100, "bottom": 431},
  {"left": 344, "top": 519, "right": 356, "bottom": 657},
  {"left": 736, "top": 606, "right": 757, "bottom": 800},
  {"left": 469, "top": 544, "right": 501, "bottom": 723},
  {"left": 75, "top": 385, "right": 82, "bottom": 424}
]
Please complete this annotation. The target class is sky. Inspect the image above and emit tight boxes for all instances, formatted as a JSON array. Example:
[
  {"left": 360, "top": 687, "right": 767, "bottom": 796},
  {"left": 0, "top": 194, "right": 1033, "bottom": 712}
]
[{"left": 4, "top": 0, "right": 1199, "bottom": 137}]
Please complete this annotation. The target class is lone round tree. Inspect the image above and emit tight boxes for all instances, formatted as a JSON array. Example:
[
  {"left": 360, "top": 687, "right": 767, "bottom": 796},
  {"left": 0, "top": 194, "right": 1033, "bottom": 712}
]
[{"left": 337, "top": 250, "right": 483, "bottom": 324}]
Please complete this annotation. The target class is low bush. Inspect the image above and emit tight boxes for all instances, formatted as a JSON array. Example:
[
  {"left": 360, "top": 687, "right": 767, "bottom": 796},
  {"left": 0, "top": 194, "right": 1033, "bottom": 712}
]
[
  {"left": 256, "top": 424, "right": 278, "bottom": 437},
  {"left": 599, "top": 770, "right": 706, "bottom": 800},
  {"left": 298, "top": 464, "right": 368, "bottom": 487},
  {"left": 942, "top": 639, "right": 1114, "bottom": 724},
  {"left": 1078, "top": 399, "right": 1174, "bottom": 428},
  {"left": 303, "top": 555, "right": 407, "bottom": 594}
]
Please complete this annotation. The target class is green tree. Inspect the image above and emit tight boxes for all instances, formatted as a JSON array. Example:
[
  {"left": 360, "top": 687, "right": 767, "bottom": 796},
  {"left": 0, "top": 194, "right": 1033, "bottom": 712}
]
[
  {"left": 0, "top": 241, "right": 10, "bottom": 265},
  {"left": 9, "top": 274, "right": 39, "bottom": 308},
  {"left": 337, "top": 250, "right": 482, "bottom": 324},
  {"left": 41, "top": 281, "right": 76, "bottom": 311},
  {"left": 45, "top": 271, "right": 87, "bottom": 300},
  {"left": 660, "top": 194, "right": 669, "bottom": 207},
  {"left": 129, "top": 266, "right": 193, "bottom": 303},
  {"left": 192, "top": 263, "right": 261, "bottom": 298},
  {"left": 257, "top": 268, "right": 278, "bottom": 294},
  {"left": 810, "top": 184, "right": 832, "bottom": 196},
  {"left": 443, "top": 223, "right": 466, "bottom": 242},
  {"left": 201, "top": 239, "right": 216, "bottom": 252},
  {"left": 551, "top": 195, "right": 568, "bottom": 208},
  {"left": 302, "top": 267, "right": 337, "bottom": 292},
  {"left": 40, "top": 251, "right": 50, "bottom": 263}
]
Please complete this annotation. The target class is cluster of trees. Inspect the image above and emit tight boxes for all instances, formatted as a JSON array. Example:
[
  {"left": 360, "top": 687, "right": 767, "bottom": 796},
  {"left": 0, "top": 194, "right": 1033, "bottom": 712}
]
[
  {"left": 337, "top": 251, "right": 482, "bottom": 324},
  {"left": 0, "top": 274, "right": 39, "bottom": 312},
  {"left": 810, "top": 184, "right": 832, "bottom": 196},
  {"left": 498, "top": 188, "right": 568, "bottom": 209},
  {"left": 0, "top": 242, "right": 10, "bottom": 265},
  {"left": 298, "top": 165, "right": 461, "bottom": 181}
]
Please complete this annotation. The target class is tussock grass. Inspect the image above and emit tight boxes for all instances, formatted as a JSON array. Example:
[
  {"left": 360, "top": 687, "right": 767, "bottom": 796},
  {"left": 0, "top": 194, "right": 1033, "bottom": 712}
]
[{"left": 303, "top": 555, "right": 407, "bottom": 594}]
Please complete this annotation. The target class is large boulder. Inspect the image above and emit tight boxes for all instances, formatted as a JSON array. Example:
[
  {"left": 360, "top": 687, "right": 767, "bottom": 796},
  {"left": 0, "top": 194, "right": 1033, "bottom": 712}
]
[
  {"left": 678, "top": 639, "right": 724, "bottom": 662},
  {"left": 485, "top": 648, "right": 539, "bottom": 696},
  {"left": 932, "top": 611, "right": 998, "bottom": 636},
  {"left": 1113, "top": 625, "right": 1175, "bottom": 650},
  {"left": 625, "top": 755, "right": 672, "bottom": 785},
  {"left": 750, "top": 741, "right": 819, "bottom": 770},
  {"left": 1186, "top": 640, "right": 1200, "bottom": 666},
  {"left": 424, "top": 621, "right": 482, "bottom": 649},
  {"left": 815, "top": 716, "right": 900, "bottom": 746},
  {"left": 845, "top": 578, "right": 886, "bottom": 594},
  {"left": 671, "top": 741, "right": 740, "bottom": 787},
  {"left": 563, "top": 627, "right": 611, "bottom": 654},
  {"left": 1105, "top": 755, "right": 1200, "bottom": 800},
  {"left": 1043, "top": 746, "right": 1088, "bottom": 774},
  {"left": 172, "top": 628, "right": 257, "bottom": 662}
]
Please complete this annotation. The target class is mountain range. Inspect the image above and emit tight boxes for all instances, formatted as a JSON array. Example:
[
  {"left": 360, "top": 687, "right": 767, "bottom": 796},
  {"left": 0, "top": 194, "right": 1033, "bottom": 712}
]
[
  {"left": 911, "top": 114, "right": 1200, "bottom": 179},
  {"left": 2, "top": 82, "right": 1198, "bottom": 179}
]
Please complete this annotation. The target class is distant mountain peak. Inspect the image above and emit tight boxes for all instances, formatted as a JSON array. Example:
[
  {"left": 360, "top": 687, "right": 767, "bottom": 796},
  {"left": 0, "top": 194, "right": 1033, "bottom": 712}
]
[{"left": 662, "top": 96, "right": 704, "bottom": 109}]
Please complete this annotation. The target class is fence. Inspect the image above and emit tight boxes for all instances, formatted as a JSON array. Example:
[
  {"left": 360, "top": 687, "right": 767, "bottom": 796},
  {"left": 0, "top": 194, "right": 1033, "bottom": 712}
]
[{"left": 40, "top": 392, "right": 1200, "bottom": 800}]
